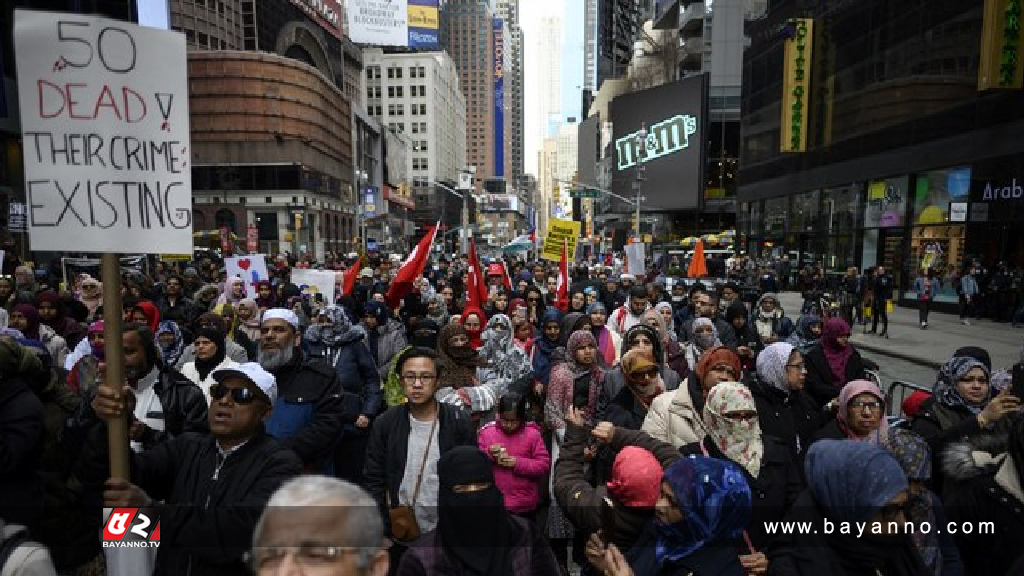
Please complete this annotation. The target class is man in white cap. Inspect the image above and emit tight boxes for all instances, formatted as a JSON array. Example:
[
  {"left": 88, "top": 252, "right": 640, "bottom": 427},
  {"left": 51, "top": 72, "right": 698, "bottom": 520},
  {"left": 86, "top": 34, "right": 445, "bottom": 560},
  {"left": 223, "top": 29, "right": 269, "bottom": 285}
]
[
  {"left": 87, "top": 362, "right": 303, "bottom": 576},
  {"left": 258, "top": 308, "right": 351, "bottom": 473}
]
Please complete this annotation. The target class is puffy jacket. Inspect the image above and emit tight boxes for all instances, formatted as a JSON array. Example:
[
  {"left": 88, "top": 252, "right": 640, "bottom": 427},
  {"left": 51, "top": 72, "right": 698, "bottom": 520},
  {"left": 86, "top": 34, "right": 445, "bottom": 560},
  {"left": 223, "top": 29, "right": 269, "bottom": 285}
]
[
  {"left": 265, "top": 352, "right": 355, "bottom": 471},
  {"left": 78, "top": 429, "right": 302, "bottom": 576},
  {"left": 641, "top": 377, "right": 707, "bottom": 448},
  {"left": 308, "top": 334, "right": 382, "bottom": 425},
  {"left": 363, "top": 403, "right": 476, "bottom": 537},
  {"left": 477, "top": 421, "right": 550, "bottom": 514}
]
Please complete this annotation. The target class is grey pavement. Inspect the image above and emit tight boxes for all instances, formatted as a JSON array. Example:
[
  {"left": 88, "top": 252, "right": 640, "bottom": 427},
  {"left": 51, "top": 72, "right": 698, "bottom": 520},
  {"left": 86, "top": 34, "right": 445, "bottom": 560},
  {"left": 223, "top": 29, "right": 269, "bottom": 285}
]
[{"left": 774, "top": 292, "right": 1023, "bottom": 373}]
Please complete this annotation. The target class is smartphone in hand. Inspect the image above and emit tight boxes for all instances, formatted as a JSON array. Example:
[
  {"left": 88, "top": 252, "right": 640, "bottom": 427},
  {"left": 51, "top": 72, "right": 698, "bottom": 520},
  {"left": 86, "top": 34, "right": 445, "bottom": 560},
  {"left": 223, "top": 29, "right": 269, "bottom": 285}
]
[{"left": 1011, "top": 363, "right": 1024, "bottom": 399}]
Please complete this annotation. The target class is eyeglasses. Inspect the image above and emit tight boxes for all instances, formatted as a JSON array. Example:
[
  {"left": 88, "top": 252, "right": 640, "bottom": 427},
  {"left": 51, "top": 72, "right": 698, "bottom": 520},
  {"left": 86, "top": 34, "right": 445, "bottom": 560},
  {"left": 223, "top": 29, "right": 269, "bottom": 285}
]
[
  {"left": 401, "top": 373, "right": 437, "bottom": 384},
  {"left": 210, "top": 384, "right": 259, "bottom": 405},
  {"left": 786, "top": 363, "right": 807, "bottom": 372},
  {"left": 247, "top": 545, "right": 356, "bottom": 571},
  {"left": 635, "top": 368, "right": 659, "bottom": 380},
  {"left": 850, "top": 400, "right": 883, "bottom": 412}
]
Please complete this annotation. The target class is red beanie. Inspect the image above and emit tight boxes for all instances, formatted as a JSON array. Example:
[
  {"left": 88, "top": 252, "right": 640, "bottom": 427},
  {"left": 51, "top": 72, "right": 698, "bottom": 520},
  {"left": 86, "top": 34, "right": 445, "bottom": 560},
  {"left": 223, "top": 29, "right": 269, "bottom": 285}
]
[
  {"left": 902, "top": 391, "right": 931, "bottom": 419},
  {"left": 605, "top": 447, "right": 662, "bottom": 508}
]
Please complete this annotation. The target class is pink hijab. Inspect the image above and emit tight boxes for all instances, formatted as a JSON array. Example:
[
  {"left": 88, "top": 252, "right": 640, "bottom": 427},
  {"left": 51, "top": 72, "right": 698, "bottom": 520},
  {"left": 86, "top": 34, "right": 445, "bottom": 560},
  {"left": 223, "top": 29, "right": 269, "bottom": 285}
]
[
  {"left": 821, "top": 317, "right": 853, "bottom": 387},
  {"left": 836, "top": 379, "right": 888, "bottom": 443}
]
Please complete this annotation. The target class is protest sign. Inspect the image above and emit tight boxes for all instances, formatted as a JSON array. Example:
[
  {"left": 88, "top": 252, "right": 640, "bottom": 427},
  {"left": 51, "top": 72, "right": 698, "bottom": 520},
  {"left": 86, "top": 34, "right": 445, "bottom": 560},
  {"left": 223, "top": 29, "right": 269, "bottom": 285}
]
[
  {"left": 61, "top": 255, "right": 147, "bottom": 287},
  {"left": 291, "top": 268, "right": 336, "bottom": 304},
  {"left": 14, "top": 10, "right": 193, "bottom": 253},
  {"left": 624, "top": 242, "right": 646, "bottom": 276},
  {"left": 540, "top": 218, "right": 581, "bottom": 262},
  {"left": 224, "top": 255, "right": 268, "bottom": 299}
]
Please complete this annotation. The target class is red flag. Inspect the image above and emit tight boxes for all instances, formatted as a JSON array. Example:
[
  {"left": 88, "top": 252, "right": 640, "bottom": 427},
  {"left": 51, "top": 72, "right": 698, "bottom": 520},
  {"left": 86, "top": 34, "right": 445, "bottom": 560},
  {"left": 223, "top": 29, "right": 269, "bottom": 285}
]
[
  {"left": 341, "top": 255, "right": 362, "bottom": 297},
  {"left": 500, "top": 260, "right": 512, "bottom": 290},
  {"left": 555, "top": 238, "right": 570, "bottom": 311},
  {"left": 385, "top": 224, "right": 439, "bottom": 308},
  {"left": 467, "top": 236, "right": 488, "bottom": 311}
]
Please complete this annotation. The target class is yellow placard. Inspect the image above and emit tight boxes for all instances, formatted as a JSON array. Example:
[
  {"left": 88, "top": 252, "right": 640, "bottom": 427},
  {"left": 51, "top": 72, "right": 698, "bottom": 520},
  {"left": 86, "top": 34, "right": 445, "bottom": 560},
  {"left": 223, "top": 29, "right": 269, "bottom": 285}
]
[
  {"left": 161, "top": 254, "right": 192, "bottom": 261},
  {"left": 540, "top": 218, "right": 581, "bottom": 262},
  {"left": 868, "top": 180, "right": 887, "bottom": 200},
  {"left": 407, "top": 5, "right": 439, "bottom": 29},
  {"left": 780, "top": 18, "right": 814, "bottom": 153}
]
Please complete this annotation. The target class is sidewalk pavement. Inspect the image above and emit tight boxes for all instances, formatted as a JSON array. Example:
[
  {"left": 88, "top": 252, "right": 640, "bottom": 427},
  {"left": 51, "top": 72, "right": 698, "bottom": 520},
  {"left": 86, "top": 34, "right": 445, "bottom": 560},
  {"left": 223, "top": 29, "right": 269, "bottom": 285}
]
[{"left": 774, "top": 292, "right": 1023, "bottom": 371}]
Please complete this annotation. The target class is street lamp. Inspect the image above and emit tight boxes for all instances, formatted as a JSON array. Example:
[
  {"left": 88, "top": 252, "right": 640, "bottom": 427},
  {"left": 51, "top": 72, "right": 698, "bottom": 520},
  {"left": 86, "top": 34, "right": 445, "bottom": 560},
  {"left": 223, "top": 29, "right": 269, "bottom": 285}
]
[
  {"left": 633, "top": 123, "right": 648, "bottom": 242},
  {"left": 355, "top": 168, "right": 368, "bottom": 252}
]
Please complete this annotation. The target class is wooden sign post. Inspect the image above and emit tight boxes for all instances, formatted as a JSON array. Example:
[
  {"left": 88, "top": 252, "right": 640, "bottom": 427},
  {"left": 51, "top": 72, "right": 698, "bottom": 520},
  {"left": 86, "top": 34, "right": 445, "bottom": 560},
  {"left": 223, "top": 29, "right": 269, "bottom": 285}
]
[{"left": 14, "top": 10, "right": 194, "bottom": 479}]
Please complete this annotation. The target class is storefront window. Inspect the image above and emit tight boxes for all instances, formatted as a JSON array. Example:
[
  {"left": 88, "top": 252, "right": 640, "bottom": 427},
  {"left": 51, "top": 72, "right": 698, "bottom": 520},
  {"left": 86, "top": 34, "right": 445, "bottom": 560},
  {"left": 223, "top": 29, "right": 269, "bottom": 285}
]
[
  {"left": 823, "top": 184, "right": 862, "bottom": 234},
  {"left": 864, "top": 176, "right": 909, "bottom": 228},
  {"left": 764, "top": 197, "right": 788, "bottom": 240},
  {"left": 904, "top": 224, "right": 965, "bottom": 303},
  {"left": 912, "top": 166, "right": 971, "bottom": 224},
  {"left": 789, "top": 191, "right": 820, "bottom": 233}
]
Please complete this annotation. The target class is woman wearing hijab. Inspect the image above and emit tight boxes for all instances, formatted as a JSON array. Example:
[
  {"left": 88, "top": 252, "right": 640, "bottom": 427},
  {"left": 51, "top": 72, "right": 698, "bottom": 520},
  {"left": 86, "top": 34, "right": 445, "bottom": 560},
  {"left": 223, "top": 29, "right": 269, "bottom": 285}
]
[
  {"left": 544, "top": 329, "right": 602, "bottom": 570},
  {"left": 746, "top": 342, "right": 823, "bottom": 461},
  {"left": 479, "top": 314, "right": 532, "bottom": 394},
  {"left": 180, "top": 326, "right": 236, "bottom": 405},
  {"left": 677, "top": 382, "right": 803, "bottom": 565},
  {"left": 254, "top": 280, "right": 277, "bottom": 311},
  {"left": 643, "top": 307, "right": 687, "bottom": 379},
  {"left": 154, "top": 321, "right": 185, "bottom": 369},
  {"left": 804, "top": 317, "right": 869, "bottom": 408},
  {"left": 599, "top": 456, "right": 752, "bottom": 576},
  {"left": 234, "top": 298, "right": 261, "bottom": 345},
  {"left": 600, "top": 348, "right": 668, "bottom": 433},
  {"left": 425, "top": 293, "right": 450, "bottom": 327},
  {"left": 589, "top": 301, "right": 622, "bottom": 368},
  {"left": 944, "top": 415, "right": 1024, "bottom": 576},
  {"left": 459, "top": 306, "right": 487, "bottom": 349},
  {"left": 215, "top": 276, "right": 246, "bottom": 309},
  {"left": 786, "top": 314, "right": 822, "bottom": 354},
  {"left": 35, "top": 291, "right": 86, "bottom": 348},
  {"left": 815, "top": 379, "right": 888, "bottom": 443},
  {"left": 912, "top": 354, "right": 1019, "bottom": 495},
  {"left": 435, "top": 323, "right": 508, "bottom": 422},
  {"left": 883, "top": 429, "right": 964, "bottom": 576},
  {"left": 396, "top": 446, "right": 560, "bottom": 576},
  {"left": 409, "top": 317, "right": 440, "bottom": 349},
  {"left": 605, "top": 323, "right": 682, "bottom": 401},
  {"left": 79, "top": 276, "right": 103, "bottom": 321},
  {"left": 363, "top": 300, "right": 408, "bottom": 381},
  {"left": 654, "top": 302, "right": 677, "bottom": 341},
  {"left": 642, "top": 346, "right": 743, "bottom": 448},
  {"left": 10, "top": 303, "right": 68, "bottom": 369},
  {"left": 681, "top": 317, "right": 722, "bottom": 371},
  {"left": 532, "top": 307, "right": 563, "bottom": 387},
  {"left": 305, "top": 304, "right": 381, "bottom": 483},
  {"left": 769, "top": 440, "right": 929, "bottom": 576}
]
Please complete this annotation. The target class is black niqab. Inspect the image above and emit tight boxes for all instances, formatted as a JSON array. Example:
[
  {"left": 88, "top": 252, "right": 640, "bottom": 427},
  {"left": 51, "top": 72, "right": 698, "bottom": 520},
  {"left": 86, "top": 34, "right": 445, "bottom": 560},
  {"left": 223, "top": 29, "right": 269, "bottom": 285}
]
[{"left": 437, "top": 447, "right": 517, "bottom": 576}]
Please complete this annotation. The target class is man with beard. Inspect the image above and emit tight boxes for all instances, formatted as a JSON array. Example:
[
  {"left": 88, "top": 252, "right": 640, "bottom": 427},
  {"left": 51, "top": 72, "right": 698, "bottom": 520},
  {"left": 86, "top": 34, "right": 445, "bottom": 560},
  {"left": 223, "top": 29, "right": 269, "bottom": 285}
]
[
  {"left": 259, "top": 308, "right": 351, "bottom": 473},
  {"left": 608, "top": 286, "right": 650, "bottom": 336},
  {"left": 679, "top": 290, "right": 739, "bottom": 349}
]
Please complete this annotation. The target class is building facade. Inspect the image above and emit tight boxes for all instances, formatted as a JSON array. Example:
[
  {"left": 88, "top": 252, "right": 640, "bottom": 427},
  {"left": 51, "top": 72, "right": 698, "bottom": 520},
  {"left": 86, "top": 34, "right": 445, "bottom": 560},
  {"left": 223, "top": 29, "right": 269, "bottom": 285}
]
[
  {"left": 738, "top": 0, "right": 1024, "bottom": 311},
  {"left": 495, "top": 0, "right": 525, "bottom": 186},
  {"left": 441, "top": 0, "right": 497, "bottom": 185}
]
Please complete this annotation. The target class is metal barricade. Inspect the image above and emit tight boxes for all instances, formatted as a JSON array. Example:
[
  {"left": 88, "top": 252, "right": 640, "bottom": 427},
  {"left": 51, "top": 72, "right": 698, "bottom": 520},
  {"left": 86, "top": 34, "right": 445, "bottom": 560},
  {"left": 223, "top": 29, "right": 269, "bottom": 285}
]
[{"left": 886, "top": 380, "right": 932, "bottom": 418}]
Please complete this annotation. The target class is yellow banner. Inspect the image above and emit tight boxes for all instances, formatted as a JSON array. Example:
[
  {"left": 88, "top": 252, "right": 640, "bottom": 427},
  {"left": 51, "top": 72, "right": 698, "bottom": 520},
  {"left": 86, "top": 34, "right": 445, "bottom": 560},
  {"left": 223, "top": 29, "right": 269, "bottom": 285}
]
[
  {"left": 540, "top": 218, "right": 581, "bottom": 262},
  {"left": 780, "top": 18, "right": 814, "bottom": 153},
  {"left": 407, "top": 5, "right": 439, "bottom": 29},
  {"left": 161, "top": 254, "right": 192, "bottom": 261},
  {"left": 979, "top": 0, "right": 1024, "bottom": 90}
]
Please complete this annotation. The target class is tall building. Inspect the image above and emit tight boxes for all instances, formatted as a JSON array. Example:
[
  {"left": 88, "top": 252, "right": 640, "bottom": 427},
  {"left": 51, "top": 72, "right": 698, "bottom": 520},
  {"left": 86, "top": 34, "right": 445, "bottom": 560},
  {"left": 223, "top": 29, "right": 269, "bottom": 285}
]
[
  {"left": 362, "top": 49, "right": 468, "bottom": 230},
  {"left": 537, "top": 138, "right": 559, "bottom": 235},
  {"left": 597, "top": 0, "right": 641, "bottom": 87},
  {"left": 441, "top": 0, "right": 497, "bottom": 185},
  {"left": 525, "top": 14, "right": 563, "bottom": 175},
  {"left": 495, "top": 0, "right": 526, "bottom": 186}
]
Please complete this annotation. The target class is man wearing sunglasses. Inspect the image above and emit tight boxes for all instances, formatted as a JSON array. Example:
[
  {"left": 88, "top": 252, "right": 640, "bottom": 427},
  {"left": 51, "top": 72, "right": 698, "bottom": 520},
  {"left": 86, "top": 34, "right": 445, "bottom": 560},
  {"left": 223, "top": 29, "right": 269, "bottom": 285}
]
[{"left": 85, "top": 362, "right": 303, "bottom": 576}]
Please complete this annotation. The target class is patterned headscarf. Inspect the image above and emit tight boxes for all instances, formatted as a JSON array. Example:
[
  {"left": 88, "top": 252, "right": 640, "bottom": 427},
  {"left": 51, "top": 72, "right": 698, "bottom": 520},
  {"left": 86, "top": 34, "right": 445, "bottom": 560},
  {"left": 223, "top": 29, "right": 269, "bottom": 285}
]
[
  {"left": 692, "top": 317, "right": 722, "bottom": 351},
  {"left": 703, "top": 382, "right": 763, "bottom": 477},
  {"left": 836, "top": 380, "right": 888, "bottom": 443},
  {"left": 657, "top": 457, "right": 752, "bottom": 564},
  {"left": 481, "top": 314, "right": 530, "bottom": 384},
  {"left": 756, "top": 342, "right": 796, "bottom": 393},
  {"left": 621, "top": 348, "right": 664, "bottom": 402},
  {"left": 154, "top": 320, "right": 184, "bottom": 367},
  {"left": 805, "top": 440, "right": 907, "bottom": 524},
  {"left": 883, "top": 428, "right": 939, "bottom": 575},
  {"left": 304, "top": 304, "right": 365, "bottom": 348},
  {"left": 426, "top": 293, "right": 450, "bottom": 326},
  {"left": 934, "top": 356, "right": 990, "bottom": 414},
  {"left": 566, "top": 329, "right": 600, "bottom": 378}
]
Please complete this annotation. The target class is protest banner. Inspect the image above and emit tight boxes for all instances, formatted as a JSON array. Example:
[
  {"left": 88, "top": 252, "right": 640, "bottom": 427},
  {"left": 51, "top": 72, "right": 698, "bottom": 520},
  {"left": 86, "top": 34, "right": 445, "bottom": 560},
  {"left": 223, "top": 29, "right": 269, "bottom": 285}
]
[
  {"left": 624, "top": 242, "right": 646, "bottom": 276},
  {"left": 15, "top": 10, "right": 194, "bottom": 481},
  {"left": 292, "top": 268, "right": 336, "bottom": 304},
  {"left": 224, "top": 254, "right": 268, "bottom": 299},
  {"left": 61, "top": 255, "right": 148, "bottom": 287},
  {"left": 15, "top": 10, "right": 193, "bottom": 254},
  {"left": 540, "top": 218, "right": 581, "bottom": 262}
]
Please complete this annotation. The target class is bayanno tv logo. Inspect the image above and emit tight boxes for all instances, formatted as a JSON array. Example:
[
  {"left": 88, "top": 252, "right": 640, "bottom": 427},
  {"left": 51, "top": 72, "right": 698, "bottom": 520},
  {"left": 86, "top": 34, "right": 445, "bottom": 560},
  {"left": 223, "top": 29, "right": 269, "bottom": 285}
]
[{"left": 102, "top": 508, "right": 161, "bottom": 548}]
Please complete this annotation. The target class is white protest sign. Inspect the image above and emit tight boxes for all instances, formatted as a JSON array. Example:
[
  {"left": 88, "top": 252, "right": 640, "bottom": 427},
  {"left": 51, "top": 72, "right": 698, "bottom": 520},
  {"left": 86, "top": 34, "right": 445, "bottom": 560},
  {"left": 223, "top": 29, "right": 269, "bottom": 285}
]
[
  {"left": 291, "top": 269, "right": 336, "bottom": 305},
  {"left": 14, "top": 10, "right": 193, "bottom": 253},
  {"left": 624, "top": 242, "right": 646, "bottom": 276},
  {"left": 224, "top": 255, "right": 269, "bottom": 299}
]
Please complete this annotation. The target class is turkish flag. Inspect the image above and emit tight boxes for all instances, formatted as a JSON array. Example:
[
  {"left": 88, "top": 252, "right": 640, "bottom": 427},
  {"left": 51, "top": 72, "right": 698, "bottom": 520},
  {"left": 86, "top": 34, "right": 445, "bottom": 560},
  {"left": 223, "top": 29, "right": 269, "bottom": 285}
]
[
  {"left": 500, "top": 260, "right": 512, "bottom": 290},
  {"left": 385, "top": 224, "right": 439, "bottom": 309},
  {"left": 467, "top": 236, "right": 488, "bottom": 311},
  {"left": 341, "top": 255, "right": 362, "bottom": 297},
  {"left": 555, "top": 238, "right": 570, "bottom": 311}
]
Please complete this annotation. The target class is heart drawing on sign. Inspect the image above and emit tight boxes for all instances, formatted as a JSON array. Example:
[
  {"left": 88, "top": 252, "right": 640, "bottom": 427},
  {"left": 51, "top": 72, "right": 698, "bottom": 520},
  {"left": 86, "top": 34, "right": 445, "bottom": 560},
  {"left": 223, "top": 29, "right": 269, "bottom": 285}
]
[{"left": 238, "top": 259, "right": 252, "bottom": 271}]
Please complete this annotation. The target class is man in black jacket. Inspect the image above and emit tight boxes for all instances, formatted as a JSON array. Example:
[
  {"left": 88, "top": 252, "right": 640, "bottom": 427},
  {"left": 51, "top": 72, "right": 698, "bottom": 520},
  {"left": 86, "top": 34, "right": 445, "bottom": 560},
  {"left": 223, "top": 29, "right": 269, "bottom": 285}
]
[
  {"left": 88, "top": 362, "right": 303, "bottom": 576},
  {"left": 869, "top": 266, "right": 894, "bottom": 337},
  {"left": 259, "top": 308, "right": 352, "bottom": 473},
  {"left": 363, "top": 347, "right": 474, "bottom": 568}
]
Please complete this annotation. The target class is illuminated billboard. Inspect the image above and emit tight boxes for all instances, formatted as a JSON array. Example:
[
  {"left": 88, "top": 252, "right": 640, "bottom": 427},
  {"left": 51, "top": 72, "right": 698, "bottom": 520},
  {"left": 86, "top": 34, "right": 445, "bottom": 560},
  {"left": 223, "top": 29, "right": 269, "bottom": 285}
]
[
  {"left": 493, "top": 19, "right": 505, "bottom": 177},
  {"left": 610, "top": 74, "right": 708, "bottom": 211},
  {"left": 345, "top": 0, "right": 439, "bottom": 49}
]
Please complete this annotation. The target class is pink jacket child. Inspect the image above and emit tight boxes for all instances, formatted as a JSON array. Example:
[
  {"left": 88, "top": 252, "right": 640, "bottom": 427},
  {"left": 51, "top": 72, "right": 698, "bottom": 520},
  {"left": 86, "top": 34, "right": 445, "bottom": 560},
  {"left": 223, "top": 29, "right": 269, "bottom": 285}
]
[{"left": 477, "top": 408, "right": 551, "bottom": 515}]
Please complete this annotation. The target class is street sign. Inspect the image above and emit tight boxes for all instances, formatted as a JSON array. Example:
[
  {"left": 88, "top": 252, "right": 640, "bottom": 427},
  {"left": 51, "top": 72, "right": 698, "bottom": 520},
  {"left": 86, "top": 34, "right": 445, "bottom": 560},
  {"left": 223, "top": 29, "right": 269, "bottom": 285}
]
[
  {"left": 570, "top": 188, "right": 600, "bottom": 199},
  {"left": 8, "top": 203, "right": 26, "bottom": 232}
]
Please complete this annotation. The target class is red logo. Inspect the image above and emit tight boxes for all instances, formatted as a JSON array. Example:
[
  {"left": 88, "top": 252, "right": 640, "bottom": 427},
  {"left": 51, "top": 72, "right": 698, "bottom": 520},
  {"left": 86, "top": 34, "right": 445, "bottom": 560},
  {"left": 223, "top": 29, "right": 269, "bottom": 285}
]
[{"left": 102, "top": 508, "right": 161, "bottom": 547}]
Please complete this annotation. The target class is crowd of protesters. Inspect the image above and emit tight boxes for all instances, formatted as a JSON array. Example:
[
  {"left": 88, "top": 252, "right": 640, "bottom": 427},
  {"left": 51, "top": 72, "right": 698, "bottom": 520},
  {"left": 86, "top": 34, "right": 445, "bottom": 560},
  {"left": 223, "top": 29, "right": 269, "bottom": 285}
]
[{"left": 0, "top": 248, "right": 1020, "bottom": 576}]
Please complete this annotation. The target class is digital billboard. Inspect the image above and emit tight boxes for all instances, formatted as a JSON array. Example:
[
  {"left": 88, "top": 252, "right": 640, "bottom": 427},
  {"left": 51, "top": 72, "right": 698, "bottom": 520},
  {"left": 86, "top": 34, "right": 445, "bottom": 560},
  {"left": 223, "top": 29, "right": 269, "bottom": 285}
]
[
  {"left": 610, "top": 74, "right": 708, "bottom": 211},
  {"left": 345, "top": 0, "right": 439, "bottom": 49},
  {"left": 493, "top": 19, "right": 505, "bottom": 177}
]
